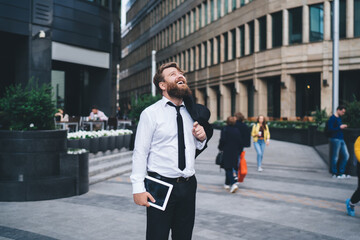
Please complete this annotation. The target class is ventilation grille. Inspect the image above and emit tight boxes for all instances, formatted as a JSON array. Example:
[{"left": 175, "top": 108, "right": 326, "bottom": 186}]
[{"left": 32, "top": 0, "right": 53, "bottom": 26}]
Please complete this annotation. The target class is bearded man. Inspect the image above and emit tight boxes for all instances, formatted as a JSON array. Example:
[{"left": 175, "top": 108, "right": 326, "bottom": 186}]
[{"left": 131, "top": 62, "right": 213, "bottom": 240}]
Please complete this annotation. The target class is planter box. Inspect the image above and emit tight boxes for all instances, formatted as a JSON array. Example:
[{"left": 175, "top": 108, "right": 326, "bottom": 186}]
[
  {"left": 124, "top": 134, "right": 131, "bottom": 149},
  {"left": 90, "top": 137, "right": 99, "bottom": 154},
  {"left": 61, "top": 150, "right": 89, "bottom": 195},
  {"left": 343, "top": 128, "right": 360, "bottom": 176},
  {"left": 67, "top": 139, "right": 80, "bottom": 148},
  {"left": 79, "top": 138, "right": 91, "bottom": 150},
  {"left": 116, "top": 135, "right": 124, "bottom": 150},
  {"left": 108, "top": 136, "right": 116, "bottom": 151},
  {"left": 0, "top": 130, "right": 89, "bottom": 201},
  {"left": 99, "top": 136, "right": 109, "bottom": 152}
]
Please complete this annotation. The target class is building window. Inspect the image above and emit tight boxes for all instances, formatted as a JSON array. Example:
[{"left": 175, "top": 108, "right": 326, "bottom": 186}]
[
  {"left": 249, "top": 21, "right": 254, "bottom": 54},
  {"left": 259, "top": 16, "right": 267, "bottom": 51},
  {"left": 210, "top": 39, "right": 214, "bottom": 65},
  {"left": 241, "top": 0, "right": 245, "bottom": 7},
  {"left": 224, "top": 32, "right": 228, "bottom": 61},
  {"left": 355, "top": 0, "right": 360, "bottom": 36},
  {"left": 204, "top": 1, "right": 208, "bottom": 25},
  {"left": 232, "top": 0, "right": 236, "bottom": 11},
  {"left": 272, "top": 11, "right": 282, "bottom": 47},
  {"left": 224, "top": 0, "right": 228, "bottom": 15},
  {"left": 193, "top": 9, "right": 196, "bottom": 32},
  {"left": 211, "top": 0, "right": 215, "bottom": 22},
  {"left": 309, "top": 4, "right": 324, "bottom": 42},
  {"left": 217, "top": 0, "right": 221, "bottom": 19},
  {"left": 340, "top": 0, "right": 346, "bottom": 38},
  {"left": 231, "top": 28, "right": 236, "bottom": 60},
  {"left": 216, "top": 36, "right": 221, "bottom": 64},
  {"left": 204, "top": 41, "right": 208, "bottom": 67},
  {"left": 289, "top": 7, "right": 302, "bottom": 44},
  {"left": 239, "top": 25, "right": 245, "bottom": 56},
  {"left": 198, "top": 44, "right": 202, "bottom": 69},
  {"left": 198, "top": 5, "right": 202, "bottom": 28}
]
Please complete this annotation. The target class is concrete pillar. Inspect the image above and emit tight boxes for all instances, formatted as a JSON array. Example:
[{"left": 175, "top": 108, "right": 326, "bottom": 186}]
[
  {"left": 324, "top": 0, "right": 331, "bottom": 40},
  {"left": 321, "top": 69, "right": 333, "bottom": 116},
  {"left": 254, "top": 18, "right": 259, "bottom": 52},
  {"left": 266, "top": 14, "right": 272, "bottom": 49},
  {"left": 303, "top": 5, "right": 309, "bottom": 43},
  {"left": 253, "top": 78, "right": 267, "bottom": 116},
  {"left": 207, "top": 86, "right": 218, "bottom": 122},
  {"left": 347, "top": 0, "right": 354, "bottom": 38},
  {"left": 245, "top": 23, "right": 250, "bottom": 55},
  {"left": 280, "top": 73, "right": 296, "bottom": 118},
  {"left": 214, "top": 0, "right": 218, "bottom": 21},
  {"left": 207, "top": 0, "right": 211, "bottom": 24},
  {"left": 283, "top": 9, "right": 289, "bottom": 46},
  {"left": 195, "top": 45, "right": 199, "bottom": 70},
  {"left": 195, "top": 88, "right": 205, "bottom": 105}
]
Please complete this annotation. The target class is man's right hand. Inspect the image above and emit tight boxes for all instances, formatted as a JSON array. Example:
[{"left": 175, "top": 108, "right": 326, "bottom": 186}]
[
  {"left": 340, "top": 124, "right": 348, "bottom": 129},
  {"left": 133, "top": 192, "right": 155, "bottom": 207}
]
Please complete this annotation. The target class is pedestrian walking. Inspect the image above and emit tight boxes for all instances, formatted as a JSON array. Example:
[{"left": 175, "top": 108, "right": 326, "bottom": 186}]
[
  {"left": 328, "top": 105, "right": 350, "bottom": 178},
  {"left": 130, "top": 62, "right": 213, "bottom": 240},
  {"left": 346, "top": 136, "right": 360, "bottom": 216},
  {"left": 251, "top": 115, "right": 270, "bottom": 172},
  {"left": 218, "top": 116, "right": 243, "bottom": 193}
]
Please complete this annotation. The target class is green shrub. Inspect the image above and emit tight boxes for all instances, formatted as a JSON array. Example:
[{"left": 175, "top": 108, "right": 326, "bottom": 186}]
[
  {"left": 129, "top": 94, "right": 162, "bottom": 124},
  {"left": 0, "top": 81, "right": 56, "bottom": 130},
  {"left": 343, "top": 97, "right": 360, "bottom": 129}
]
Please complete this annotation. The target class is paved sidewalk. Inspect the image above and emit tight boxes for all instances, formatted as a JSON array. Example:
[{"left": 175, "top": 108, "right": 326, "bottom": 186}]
[{"left": 0, "top": 130, "right": 359, "bottom": 240}]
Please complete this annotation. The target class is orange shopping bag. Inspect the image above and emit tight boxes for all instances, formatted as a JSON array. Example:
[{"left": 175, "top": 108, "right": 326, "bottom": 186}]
[{"left": 238, "top": 151, "right": 247, "bottom": 182}]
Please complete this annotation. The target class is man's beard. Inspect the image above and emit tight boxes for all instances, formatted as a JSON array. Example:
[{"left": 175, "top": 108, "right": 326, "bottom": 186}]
[{"left": 167, "top": 81, "right": 192, "bottom": 99}]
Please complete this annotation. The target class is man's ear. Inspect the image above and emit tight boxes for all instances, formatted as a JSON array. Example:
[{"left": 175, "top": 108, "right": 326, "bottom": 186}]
[{"left": 159, "top": 81, "right": 166, "bottom": 91}]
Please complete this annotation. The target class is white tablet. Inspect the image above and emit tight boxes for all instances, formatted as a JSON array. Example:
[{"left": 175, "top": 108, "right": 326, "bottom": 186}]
[{"left": 144, "top": 176, "right": 173, "bottom": 211}]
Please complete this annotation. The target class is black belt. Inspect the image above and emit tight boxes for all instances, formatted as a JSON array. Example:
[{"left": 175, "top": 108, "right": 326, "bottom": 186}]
[{"left": 148, "top": 172, "right": 194, "bottom": 183}]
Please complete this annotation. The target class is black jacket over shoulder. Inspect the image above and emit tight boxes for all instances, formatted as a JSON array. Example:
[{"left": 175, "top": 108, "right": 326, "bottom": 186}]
[{"left": 183, "top": 95, "right": 214, "bottom": 158}]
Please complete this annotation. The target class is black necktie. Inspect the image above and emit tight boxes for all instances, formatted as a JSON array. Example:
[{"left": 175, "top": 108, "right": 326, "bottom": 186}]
[{"left": 167, "top": 102, "right": 186, "bottom": 170}]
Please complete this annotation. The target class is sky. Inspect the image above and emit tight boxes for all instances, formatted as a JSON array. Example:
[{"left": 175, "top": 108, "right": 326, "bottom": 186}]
[{"left": 121, "top": 0, "right": 129, "bottom": 28}]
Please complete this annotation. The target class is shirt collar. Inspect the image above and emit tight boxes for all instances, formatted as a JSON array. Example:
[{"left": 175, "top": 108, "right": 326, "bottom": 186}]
[{"left": 161, "top": 96, "right": 185, "bottom": 108}]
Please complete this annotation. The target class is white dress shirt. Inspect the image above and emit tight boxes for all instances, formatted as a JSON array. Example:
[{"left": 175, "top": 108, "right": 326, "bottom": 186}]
[
  {"left": 89, "top": 110, "right": 108, "bottom": 121},
  {"left": 130, "top": 96, "right": 206, "bottom": 194}
]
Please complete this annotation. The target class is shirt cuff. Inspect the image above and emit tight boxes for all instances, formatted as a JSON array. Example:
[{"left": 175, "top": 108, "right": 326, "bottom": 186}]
[
  {"left": 196, "top": 138, "right": 207, "bottom": 150},
  {"left": 132, "top": 181, "right": 146, "bottom": 194}
]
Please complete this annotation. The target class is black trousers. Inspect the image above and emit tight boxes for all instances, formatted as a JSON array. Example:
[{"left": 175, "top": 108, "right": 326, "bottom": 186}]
[
  {"left": 350, "top": 163, "right": 360, "bottom": 204},
  {"left": 146, "top": 175, "right": 197, "bottom": 240}
]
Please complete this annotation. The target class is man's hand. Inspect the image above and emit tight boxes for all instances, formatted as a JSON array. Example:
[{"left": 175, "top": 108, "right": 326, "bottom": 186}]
[
  {"left": 340, "top": 124, "right": 348, "bottom": 129},
  {"left": 133, "top": 192, "right": 155, "bottom": 207},
  {"left": 192, "top": 121, "right": 206, "bottom": 142}
]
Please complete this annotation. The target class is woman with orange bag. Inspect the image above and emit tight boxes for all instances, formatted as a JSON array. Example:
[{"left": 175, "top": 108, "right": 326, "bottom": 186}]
[{"left": 218, "top": 116, "right": 243, "bottom": 193}]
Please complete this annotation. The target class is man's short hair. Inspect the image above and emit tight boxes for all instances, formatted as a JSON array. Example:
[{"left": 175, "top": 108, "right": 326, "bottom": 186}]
[
  {"left": 234, "top": 112, "right": 245, "bottom": 122},
  {"left": 91, "top": 105, "right": 98, "bottom": 110},
  {"left": 153, "top": 62, "right": 184, "bottom": 94},
  {"left": 337, "top": 105, "right": 346, "bottom": 111}
]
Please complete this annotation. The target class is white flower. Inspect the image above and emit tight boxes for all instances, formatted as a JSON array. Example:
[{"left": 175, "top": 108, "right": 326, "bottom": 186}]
[{"left": 29, "top": 123, "right": 34, "bottom": 128}]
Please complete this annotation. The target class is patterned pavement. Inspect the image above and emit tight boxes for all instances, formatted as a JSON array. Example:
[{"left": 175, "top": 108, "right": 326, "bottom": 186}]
[{"left": 0, "top": 130, "right": 359, "bottom": 240}]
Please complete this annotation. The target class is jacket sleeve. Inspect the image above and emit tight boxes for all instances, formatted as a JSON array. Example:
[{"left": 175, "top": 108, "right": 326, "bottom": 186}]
[
  {"left": 251, "top": 124, "right": 257, "bottom": 137},
  {"left": 354, "top": 136, "right": 360, "bottom": 162}
]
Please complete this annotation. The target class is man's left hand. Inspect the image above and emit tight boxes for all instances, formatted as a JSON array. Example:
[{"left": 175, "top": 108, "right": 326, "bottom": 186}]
[{"left": 192, "top": 121, "right": 206, "bottom": 142}]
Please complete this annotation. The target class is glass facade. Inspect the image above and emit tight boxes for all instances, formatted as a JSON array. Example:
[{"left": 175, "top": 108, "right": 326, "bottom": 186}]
[
  {"left": 224, "top": 32, "right": 228, "bottom": 61},
  {"left": 231, "top": 28, "right": 236, "bottom": 59},
  {"left": 310, "top": 4, "right": 323, "bottom": 42},
  {"left": 289, "top": 7, "right": 302, "bottom": 44}
]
